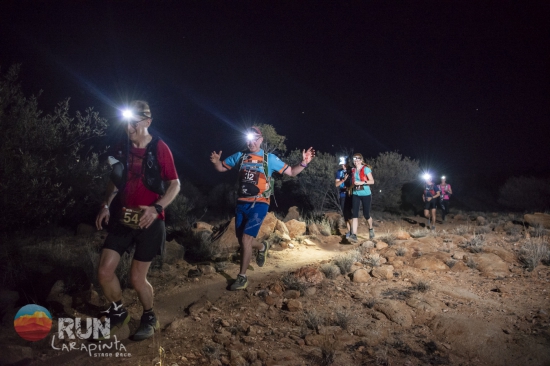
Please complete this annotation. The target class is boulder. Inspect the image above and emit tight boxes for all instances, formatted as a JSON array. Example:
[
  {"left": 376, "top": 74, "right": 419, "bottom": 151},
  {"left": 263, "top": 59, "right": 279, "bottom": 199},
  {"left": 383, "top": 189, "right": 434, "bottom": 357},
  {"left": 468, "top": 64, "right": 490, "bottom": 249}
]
[
  {"left": 395, "top": 231, "right": 411, "bottom": 240},
  {"left": 373, "top": 300, "right": 413, "bottom": 327},
  {"left": 476, "top": 216, "right": 487, "bottom": 226},
  {"left": 164, "top": 240, "right": 185, "bottom": 264},
  {"left": 307, "top": 223, "right": 321, "bottom": 235},
  {"left": 324, "top": 212, "right": 342, "bottom": 228},
  {"left": 294, "top": 266, "right": 324, "bottom": 285},
  {"left": 483, "top": 246, "right": 516, "bottom": 263},
  {"left": 375, "top": 242, "right": 388, "bottom": 250},
  {"left": 413, "top": 255, "right": 449, "bottom": 271},
  {"left": 351, "top": 268, "right": 371, "bottom": 283},
  {"left": 371, "top": 265, "right": 394, "bottom": 280},
  {"left": 524, "top": 213, "right": 550, "bottom": 229},
  {"left": 275, "top": 220, "right": 290, "bottom": 236},
  {"left": 471, "top": 253, "right": 509, "bottom": 277},
  {"left": 286, "top": 299, "right": 303, "bottom": 312},
  {"left": 285, "top": 219, "right": 306, "bottom": 238},
  {"left": 257, "top": 212, "right": 277, "bottom": 239},
  {"left": 211, "top": 218, "right": 240, "bottom": 256},
  {"left": 284, "top": 206, "right": 301, "bottom": 222}
]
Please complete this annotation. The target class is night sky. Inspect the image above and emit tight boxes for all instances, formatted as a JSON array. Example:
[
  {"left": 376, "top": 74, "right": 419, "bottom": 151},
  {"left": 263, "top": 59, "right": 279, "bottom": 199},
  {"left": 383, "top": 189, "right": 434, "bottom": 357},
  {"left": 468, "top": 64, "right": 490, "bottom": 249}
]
[{"left": 1, "top": 1, "right": 549, "bottom": 186}]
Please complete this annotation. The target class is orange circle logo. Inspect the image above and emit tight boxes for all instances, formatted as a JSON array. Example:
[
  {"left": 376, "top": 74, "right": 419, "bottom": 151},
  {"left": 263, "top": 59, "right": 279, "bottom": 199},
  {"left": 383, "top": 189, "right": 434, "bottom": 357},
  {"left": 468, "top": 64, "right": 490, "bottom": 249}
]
[{"left": 14, "top": 304, "right": 52, "bottom": 341}]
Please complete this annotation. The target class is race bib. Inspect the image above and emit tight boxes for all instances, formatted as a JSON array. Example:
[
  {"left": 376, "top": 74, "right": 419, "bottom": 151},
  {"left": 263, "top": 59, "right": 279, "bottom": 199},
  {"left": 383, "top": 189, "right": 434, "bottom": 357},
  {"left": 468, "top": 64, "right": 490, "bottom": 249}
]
[
  {"left": 239, "top": 169, "right": 261, "bottom": 197},
  {"left": 119, "top": 207, "right": 143, "bottom": 230}
]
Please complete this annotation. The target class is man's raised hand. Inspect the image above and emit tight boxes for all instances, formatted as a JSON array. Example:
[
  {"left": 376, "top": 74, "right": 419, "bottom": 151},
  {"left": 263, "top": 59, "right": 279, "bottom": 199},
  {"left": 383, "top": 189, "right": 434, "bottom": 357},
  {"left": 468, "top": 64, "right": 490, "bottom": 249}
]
[
  {"left": 210, "top": 151, "right": 222, "bottom": 164},
  {"left": 302, "top": 147, "right": 315, "bottom": 164}
]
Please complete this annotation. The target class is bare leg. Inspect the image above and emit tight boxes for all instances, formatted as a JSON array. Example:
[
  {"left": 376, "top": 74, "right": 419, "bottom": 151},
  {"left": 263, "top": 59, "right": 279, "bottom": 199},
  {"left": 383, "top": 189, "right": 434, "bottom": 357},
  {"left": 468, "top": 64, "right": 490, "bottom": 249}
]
[
  {"left": 431, "top": 208, "right": 437, "bottom": 225},
  {"left": 130, "top": 259, "right": 153, "bottom": 310},
  {"left": 351, "top": 218, "right": 358, "bottom": 234},
  {"left": 238, "top": 233, "right": 263, "bottom": 275},
  {"left": 366, "top": 217, "right": 373, "bottom": 229},
  {"left": 98, "top": 249, "right": 122, "bottom": 303}
]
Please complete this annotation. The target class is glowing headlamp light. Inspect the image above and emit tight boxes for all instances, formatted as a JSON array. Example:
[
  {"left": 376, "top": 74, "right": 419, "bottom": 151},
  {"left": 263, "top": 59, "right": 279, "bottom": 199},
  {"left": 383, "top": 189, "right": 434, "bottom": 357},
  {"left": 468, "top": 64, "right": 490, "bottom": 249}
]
[
  {"left": 422, "top": 173, "right": 432, "bottom": 181},
  {"left": 121, "top": 109, "right": 150, "bottom": 121},
  {"left": 339, "top": 156, "right": 347, "bottom": 165},
  {"left": 441, "top": 175, "right": 446, "bottom": 180},
  {"left": 246, "top": 133, "right": 254, "bottom": 141}
]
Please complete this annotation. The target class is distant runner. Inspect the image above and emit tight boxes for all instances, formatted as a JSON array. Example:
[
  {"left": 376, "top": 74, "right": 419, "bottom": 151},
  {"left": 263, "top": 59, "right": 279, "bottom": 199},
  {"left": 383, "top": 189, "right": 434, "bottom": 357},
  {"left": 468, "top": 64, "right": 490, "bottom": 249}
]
[
  {"left": 349, "top": 153, "right": 375, "bottom": 242},
  {"left": 422, "top": 174, "right": 440, "bottom": 230},
  {"left": 210, "top": 126, "right": 315, "bottom": 290},
  {"left": 437, "top": 176, "right": 453, "bottom": 221},
  {"left": 335, "top": 156, "right": 352, "bottom": 238}
]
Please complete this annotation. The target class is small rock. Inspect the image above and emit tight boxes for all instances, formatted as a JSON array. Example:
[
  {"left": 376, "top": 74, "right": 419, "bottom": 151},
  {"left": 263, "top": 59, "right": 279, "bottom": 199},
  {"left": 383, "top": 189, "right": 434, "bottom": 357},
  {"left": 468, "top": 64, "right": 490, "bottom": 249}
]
[
  {"left": 286, "top": 299, "right": 303, "bottom": 312},
  {"left": 352, "top": 268, "right": 371, "bottom": 283}
]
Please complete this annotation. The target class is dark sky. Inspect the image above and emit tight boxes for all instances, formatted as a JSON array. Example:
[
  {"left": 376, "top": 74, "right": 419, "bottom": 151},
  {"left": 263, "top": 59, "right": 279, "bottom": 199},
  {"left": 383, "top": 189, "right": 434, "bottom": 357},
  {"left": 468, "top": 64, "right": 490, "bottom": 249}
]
[{"left": 1, "top": 1, "right": 549, "bottom": 185}]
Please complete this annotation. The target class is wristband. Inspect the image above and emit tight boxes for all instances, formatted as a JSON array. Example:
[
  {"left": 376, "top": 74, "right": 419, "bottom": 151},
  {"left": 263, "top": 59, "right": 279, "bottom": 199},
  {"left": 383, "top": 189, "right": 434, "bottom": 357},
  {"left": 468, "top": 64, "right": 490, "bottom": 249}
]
[
  {"left": 300, "top": 162, "right": 308, "bottom": 168},
  {"left": 103, "top": 204, "right": 109, "bottom": 209}
]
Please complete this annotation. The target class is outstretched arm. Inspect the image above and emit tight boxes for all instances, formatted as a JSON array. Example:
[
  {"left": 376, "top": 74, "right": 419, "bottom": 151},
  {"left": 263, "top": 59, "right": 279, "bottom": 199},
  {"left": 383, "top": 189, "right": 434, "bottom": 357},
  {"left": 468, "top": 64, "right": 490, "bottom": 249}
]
[
  {"left": 96, "top": 180, "right": 118, "bottom": 230},
  {"left": 210, "top": 150, "right": 228, "bottom": 172},
  {"left": 284, "top": 147, "right": 316, "bottom": 177}
]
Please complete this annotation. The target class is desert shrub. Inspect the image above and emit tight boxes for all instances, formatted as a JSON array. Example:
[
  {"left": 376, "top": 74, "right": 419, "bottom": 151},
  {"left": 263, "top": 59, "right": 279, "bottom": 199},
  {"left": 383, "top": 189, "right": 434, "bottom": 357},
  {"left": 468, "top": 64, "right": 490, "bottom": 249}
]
[
  {"left": 365, "top": 253, "right": 382, "bottom": 267},
  {"left": 364, "top": 151, "right": 421, "bottom": 211},
  {"left": 364, "top": 298, "right": 376, "bottom": 308},
  {"left": 377, "top": 233, "right": 396, "bottom": 246},
  {"left": 396, "top": 247, "right": 407, "bottom": 256},
  {"left": 453, "top": 225, "right": 470, "bottom": 236},
  {"left": 320, "top": 264, "right": 341, "bottom": 279},
  {"left": 466, "top": 257, "right": 477, "bottom": 269},
  {"left": 506, "top": 225, "right": 521, "bottom": 235},
  {"left": 505, "top": 234, "right": 521, "bottom": 243},
  {"left": 333, "top": 250, "right": 361, "bottom": 274},
  {"left": 283, "top": 150, "right": 341, "bottom": 212},
  {"left": 319, "top": 335, "right": 337, "bottom": 366},
  {"left": 303, "top": 309, "right": 324, "bottom": 332},
  {"left": 165, "top": 193, "right": 194, "bottom": 232},
  {"left": 281, "top": 272, "right": 310, "bottom": 295},
  {"left": 334, "top": 308, "right": 354, "bottom": 331},
  {"left": 0, "top": 65, "right": 109, "bottom": 231},
  {"left": 519, "top": 239, "right": 550, "bottom": 271},
  {"left": 410, "top": 229, "right": 429, "bottom": 238},
  {"left": 202, "top": 342, "right": 222, "bottom": 362},
  {"left": 462, "top": 234, "right": 485, "bottom": 253},
  {"left": 498, "top": 176, "right": 550, "bottom": 211},
  {"left": 446, "top": 259, "right": 457, "bottom": 268},
  {"left": 475, "top": 225, "right": 492, "bottom": 234},
  {"left": 412, "top": 281, "right": 430, "bottom": 292},
  {"left": 530, "top": 224, "right": 548, "bottom": 238}
]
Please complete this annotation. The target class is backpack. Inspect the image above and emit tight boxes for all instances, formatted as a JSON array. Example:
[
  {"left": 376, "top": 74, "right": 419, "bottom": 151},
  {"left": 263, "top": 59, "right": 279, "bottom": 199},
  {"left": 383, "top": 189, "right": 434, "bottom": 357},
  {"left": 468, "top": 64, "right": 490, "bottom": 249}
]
[
  {"left": 238, "top": 150, "right": 274, "bottom": 199},
  {"left": 109, "top": 136, "right": 166, "bottom": 196}
]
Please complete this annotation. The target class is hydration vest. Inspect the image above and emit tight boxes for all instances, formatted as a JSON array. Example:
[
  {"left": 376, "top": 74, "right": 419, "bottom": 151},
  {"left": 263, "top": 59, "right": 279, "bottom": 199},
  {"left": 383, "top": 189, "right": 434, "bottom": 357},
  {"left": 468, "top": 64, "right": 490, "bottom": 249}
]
[
  {"left": 237, "top": 150, "right": 274, "bottom": 199},
  {"left": 109, "top": 136, "right": 166, "bottom": 196}
]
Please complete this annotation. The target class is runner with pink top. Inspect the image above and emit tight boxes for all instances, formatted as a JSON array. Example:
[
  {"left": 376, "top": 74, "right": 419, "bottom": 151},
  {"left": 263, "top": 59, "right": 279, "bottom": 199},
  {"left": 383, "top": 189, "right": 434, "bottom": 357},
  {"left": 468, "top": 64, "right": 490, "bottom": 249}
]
[{"left": 437, "top": 176, "right": 453, "bottom": 221}]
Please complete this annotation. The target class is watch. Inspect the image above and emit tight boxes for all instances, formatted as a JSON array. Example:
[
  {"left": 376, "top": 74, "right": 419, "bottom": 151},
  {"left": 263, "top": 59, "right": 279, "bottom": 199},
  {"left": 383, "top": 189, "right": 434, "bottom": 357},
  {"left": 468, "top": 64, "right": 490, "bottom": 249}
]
[{"left": 153, "top": 204, "right": 163, "bottom": 214}]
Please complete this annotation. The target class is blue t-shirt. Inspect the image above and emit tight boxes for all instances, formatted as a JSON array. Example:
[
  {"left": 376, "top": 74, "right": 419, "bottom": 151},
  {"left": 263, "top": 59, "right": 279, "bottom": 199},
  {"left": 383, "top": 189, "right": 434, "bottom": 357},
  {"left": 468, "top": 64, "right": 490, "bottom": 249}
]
[
  {"left": 353, "top": 166, "right": 372, "bottom": 196},
  {"left": 335, "top": 168, "right": 349, "bottom": 197}
]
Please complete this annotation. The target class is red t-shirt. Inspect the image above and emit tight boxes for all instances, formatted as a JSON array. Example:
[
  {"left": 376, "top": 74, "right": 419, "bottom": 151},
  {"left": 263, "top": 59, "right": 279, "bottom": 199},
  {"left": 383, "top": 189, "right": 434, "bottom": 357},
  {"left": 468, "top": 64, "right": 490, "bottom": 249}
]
[{"left": 120, "top": 139, "right": 178, "bottom": 220}]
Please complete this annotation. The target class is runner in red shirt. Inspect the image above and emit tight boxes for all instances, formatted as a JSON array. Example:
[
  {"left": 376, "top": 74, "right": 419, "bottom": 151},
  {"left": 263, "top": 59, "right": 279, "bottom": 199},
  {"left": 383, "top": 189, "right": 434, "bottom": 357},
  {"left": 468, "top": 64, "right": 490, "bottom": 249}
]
[{"left": 95, "top": 100, "right": 180, "bottom": 341}]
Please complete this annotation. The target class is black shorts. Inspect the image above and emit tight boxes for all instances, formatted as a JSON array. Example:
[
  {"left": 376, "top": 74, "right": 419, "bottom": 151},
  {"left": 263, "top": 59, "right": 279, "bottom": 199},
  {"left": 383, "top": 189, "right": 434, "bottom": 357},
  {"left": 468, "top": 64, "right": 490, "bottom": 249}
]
[
  {"left": 424, "top": 199, "right": 438, "bottom": 210},
  {"left": 103, "top": 219, "right": 165, "bottom": 262},
  {"left": 339, "top": 195, "right": 353, "bottom": 221}
]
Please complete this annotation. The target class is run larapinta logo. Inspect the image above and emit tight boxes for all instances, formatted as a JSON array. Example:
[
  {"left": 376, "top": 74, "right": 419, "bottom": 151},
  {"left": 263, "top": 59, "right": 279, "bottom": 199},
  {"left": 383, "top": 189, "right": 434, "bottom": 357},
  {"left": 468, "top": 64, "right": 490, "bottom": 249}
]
[{"left": 14, "top": 304, "right": 52, "bottom": 341}]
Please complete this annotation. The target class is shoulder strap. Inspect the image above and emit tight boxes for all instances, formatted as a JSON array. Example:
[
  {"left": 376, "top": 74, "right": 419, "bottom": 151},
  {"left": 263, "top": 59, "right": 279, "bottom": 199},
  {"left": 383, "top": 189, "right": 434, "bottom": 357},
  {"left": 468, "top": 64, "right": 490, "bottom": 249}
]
[{"left": 263, "top": 150, "right": 269, "bottom": 177}]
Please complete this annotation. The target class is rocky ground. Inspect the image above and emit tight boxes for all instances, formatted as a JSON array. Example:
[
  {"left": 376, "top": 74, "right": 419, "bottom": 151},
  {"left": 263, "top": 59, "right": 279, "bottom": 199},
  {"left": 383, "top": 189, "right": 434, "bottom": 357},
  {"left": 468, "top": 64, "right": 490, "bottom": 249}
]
[{"left": 1, "top": 211, "right": 550, "bottom": 366}]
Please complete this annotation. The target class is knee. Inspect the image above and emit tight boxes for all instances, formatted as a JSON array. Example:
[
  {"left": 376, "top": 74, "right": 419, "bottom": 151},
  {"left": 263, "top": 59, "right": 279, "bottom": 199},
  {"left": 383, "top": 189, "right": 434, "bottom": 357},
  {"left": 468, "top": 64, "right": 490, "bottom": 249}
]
[
  {"left": 98, "top": 265, "right": 115, "bottom": 285},
  {"left": 130, "top": 269, "right": 147, "bottom": 289}
]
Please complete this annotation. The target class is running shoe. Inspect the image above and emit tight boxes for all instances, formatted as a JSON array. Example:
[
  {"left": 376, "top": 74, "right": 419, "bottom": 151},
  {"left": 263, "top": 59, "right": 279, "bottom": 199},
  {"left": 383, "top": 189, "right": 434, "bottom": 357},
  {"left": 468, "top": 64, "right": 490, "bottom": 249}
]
[
  {"left": 131, "top": 312, "right": 160, "bottom": 341},
  {"left": 256, "top": 241, "right": 270, "bottom": 267},
  {"left": 345, "top": 232, "right": 351, "bottom": 239},
  {"left": 98, "top": 302, "right": 130, "bottom": 340},
  {"left": 230, "top": 274, "right": 248, "bottom": 291},
  {"left": 349, "top": 234, "right": 358, "bottom": 242}
]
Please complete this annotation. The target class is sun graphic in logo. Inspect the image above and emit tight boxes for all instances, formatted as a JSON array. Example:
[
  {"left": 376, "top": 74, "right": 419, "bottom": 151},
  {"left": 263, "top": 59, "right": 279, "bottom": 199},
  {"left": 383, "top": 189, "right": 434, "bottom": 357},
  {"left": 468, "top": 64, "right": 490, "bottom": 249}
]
[{"left": 14, "top": 304, "right": 52, "bottom": 341}]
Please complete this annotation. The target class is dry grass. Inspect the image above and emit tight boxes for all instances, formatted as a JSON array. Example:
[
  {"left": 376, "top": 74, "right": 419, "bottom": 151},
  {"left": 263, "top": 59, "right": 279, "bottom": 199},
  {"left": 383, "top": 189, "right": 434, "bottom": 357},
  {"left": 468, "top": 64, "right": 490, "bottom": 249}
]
[
  {"left": 396, "top": 247, "right": 407, "bottom": 256},
  {"left": 334, "top": 251, "right": 361, "bottom": 274},
  {"left": 377, "top": 233, "right": 397, "bottom": 246},
  {"left": 365, "top": 253, "right": 382, "bottom": 267},
  {"left": 410, "top": 228, "right": 430, "bottom": 238},
  {"left": 303, "top": 309, "right": 324, "bottom": 332},
  {"left": 334, "top": 308, "right": 355, "bottom": 331},
  {"left": 462, "top": 234, "right": 486, "bottom": 253},
  {"left": 453, "top": 225, "right": 471, "bottom": 235},
  {"left": 466, "top": 257, "right": 478, "bottom": 269},
  {"left": 411, "top": 281, "right": 430, "bottom": 292},
  {"left": 320, "top": 263, "right": 341, "bottom": 279},
  {"left": 519, "top": 238, "right": 550, "bottom": 271}
]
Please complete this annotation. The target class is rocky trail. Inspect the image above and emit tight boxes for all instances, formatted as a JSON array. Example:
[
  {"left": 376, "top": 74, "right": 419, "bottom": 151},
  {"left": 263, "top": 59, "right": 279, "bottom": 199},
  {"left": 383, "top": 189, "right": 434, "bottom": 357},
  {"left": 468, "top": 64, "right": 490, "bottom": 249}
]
[{"left": 2, "top": 211, "right": 550, "bottom": 366}]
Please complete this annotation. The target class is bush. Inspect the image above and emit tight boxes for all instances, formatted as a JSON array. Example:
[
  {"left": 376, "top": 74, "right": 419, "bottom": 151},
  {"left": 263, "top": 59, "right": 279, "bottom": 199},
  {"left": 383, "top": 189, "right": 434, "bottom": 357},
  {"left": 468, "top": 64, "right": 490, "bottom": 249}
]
[
  {"left": 0, "top": 65, "right": 108, "bottom": 231},
  {"left": 498, "top": 176, "right": 550, "bottom": 211},
  {"left": 364, "top": 151, "right": 420, "bottom": 211},
  {"left": 320, "top": 263, "right": 340, "bottom": 279},
  {"left": 519, "top": 239, "right": 550, "bottom": 271}
]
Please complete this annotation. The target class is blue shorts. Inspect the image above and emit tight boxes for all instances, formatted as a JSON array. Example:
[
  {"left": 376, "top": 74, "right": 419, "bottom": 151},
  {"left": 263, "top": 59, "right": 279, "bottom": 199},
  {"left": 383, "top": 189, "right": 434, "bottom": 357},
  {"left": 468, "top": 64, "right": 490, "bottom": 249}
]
[{"left": 235, "top": 202, "right": 269, "bottom": 238}]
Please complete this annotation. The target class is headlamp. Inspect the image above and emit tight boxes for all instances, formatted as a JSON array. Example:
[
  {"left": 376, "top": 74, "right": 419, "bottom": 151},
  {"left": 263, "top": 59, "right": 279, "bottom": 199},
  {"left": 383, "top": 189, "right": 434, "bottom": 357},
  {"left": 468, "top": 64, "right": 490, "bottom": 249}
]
[
  {"left": 246, "top": 133, "right": 255, "bottom": 141},
  {"left": 339, "top": 156, "right": 347, "bottom": 165},
  {"left": 441, "top": 175, "right": 446, "bottom": 180},
  {"left": 121, "top": 108, "right": 151, "bottom": 121},
  {"left": 422, "top": 173, "right": 432, "bottom": 181}
]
